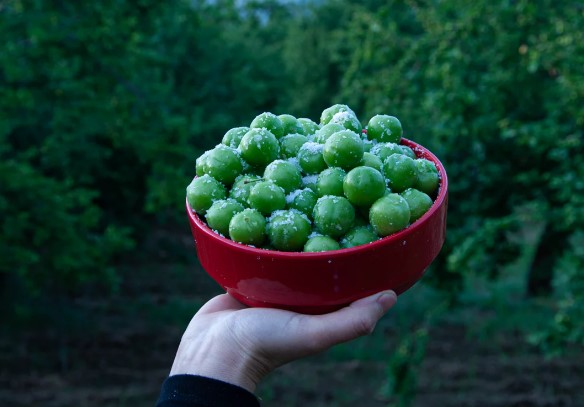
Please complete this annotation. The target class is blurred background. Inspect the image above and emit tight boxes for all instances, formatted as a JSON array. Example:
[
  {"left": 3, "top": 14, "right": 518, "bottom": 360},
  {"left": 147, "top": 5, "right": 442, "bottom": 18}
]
[{"left": 1, "top": 0, "right": 583, "bottom": 405}]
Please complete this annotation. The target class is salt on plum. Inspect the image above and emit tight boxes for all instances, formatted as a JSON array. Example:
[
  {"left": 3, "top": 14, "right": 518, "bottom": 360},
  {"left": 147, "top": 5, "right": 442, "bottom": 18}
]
[
  {"left": 313, "top": 195, "right": 355, "bottom": 239},
  {"left": 267, "top": 209, "right": 311, "bottom": 251}
]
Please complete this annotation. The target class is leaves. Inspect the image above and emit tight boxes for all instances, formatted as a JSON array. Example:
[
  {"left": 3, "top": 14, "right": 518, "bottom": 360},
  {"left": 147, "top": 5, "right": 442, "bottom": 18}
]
[{"left": 1, "top": 0, "right": 583, "bottom": 349}]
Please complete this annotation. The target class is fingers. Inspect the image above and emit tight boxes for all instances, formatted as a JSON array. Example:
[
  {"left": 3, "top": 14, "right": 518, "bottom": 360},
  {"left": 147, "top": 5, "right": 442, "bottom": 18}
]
[
  {"left": 196, "top": 293, "right": 248, "bottom": 316},
  {"left": 302, "top": 290, "right": 397, "bottom": 352}
]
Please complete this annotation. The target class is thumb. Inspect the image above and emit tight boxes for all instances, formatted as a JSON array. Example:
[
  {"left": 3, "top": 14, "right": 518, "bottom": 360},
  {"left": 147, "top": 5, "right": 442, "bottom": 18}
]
[{"left": 303, "top": 290, "right": 397, "bottom": 352}]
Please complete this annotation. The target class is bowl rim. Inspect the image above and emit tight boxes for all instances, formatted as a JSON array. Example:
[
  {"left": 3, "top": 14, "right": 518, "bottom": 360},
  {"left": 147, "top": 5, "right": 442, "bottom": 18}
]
[{"left": 187, "top": 137, "right": 448, "bottom": 259}]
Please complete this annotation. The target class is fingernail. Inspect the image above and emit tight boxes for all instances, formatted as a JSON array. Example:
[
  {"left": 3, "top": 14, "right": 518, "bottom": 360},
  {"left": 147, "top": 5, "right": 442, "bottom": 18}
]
[
  {"left": 376, "top": 291, "right": 397, "bottom": 311},
  {"left": 351, "top": 290, "right": 397, "bottom": 308}
]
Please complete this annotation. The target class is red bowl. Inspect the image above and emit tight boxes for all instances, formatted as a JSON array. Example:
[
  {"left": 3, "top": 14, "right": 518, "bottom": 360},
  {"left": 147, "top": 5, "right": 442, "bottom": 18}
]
[{"left": 187, "top": 138, "right": 448, "bottom": 314}]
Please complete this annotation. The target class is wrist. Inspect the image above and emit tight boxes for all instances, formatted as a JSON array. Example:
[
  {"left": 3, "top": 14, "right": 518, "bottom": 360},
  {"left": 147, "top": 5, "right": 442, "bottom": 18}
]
[{"left": 169, "top": 334, "right": 264, "bottom": 393}]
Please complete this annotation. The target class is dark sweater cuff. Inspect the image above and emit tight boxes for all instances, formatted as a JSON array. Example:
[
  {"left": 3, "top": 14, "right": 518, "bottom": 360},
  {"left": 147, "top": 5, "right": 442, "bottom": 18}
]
[{"left": 156, "top": 374, "right": 260, "bottom": 407}]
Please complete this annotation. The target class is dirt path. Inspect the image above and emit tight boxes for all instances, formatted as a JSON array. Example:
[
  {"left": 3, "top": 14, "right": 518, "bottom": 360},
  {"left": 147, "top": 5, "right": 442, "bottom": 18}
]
[
  {"left": 258, "top": 326, "right": 584, "bottom": 407},
  {"left": 2, "top": 321, "right": 583, "bottom": 407},
  {"left": 2, "top": 263, "right": 583, "bottom": 406}
]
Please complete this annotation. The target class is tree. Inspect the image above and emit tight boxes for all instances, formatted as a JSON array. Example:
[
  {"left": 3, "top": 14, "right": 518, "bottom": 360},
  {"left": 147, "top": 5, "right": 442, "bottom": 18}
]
[
  {"left": 0, "top": 0, "right": 294, "bottom": 319},
  {"left": 333, "top": 0, "right": 583, "bottom": 344}
]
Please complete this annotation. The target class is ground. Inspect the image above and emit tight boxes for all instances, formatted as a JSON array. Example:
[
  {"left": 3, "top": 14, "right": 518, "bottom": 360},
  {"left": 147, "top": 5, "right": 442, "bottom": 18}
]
[{"left": 2, "top": 259, "right": 583, "bottom": 407}]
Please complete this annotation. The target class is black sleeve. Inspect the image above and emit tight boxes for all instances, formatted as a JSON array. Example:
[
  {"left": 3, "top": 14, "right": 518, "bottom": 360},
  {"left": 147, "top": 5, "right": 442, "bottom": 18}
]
[{"left": 156, "top": 374, "right": 260, "bottom": 407}]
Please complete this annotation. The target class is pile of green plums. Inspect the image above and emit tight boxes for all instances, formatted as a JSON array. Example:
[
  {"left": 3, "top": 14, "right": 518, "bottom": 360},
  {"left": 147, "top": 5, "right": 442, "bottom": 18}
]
[{"left": 187, "top": 104, "right": 440, "bottom": 252}]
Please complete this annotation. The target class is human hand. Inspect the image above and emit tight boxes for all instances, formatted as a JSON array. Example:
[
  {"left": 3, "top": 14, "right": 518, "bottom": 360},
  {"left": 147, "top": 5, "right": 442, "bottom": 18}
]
[{"left": 169, "top": 290, "right": 397, "bottom": 393}]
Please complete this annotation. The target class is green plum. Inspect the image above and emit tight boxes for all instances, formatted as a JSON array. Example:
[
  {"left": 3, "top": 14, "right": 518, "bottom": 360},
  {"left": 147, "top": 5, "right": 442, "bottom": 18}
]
[
  {"left": 195, "top": 149, "right": 210, "bottom": 177},
  {"left": 239, "top": 128, "right": 280, "bottom": 168},
  {"left": 229, "top": 208, "right": 267, "bottom": 246},
  {"left": 263, "top": 159, "right": 302, "bottom": 194},
  {"left": 313, "top": 195, "right": 355, "bottom": 238},
  {"left": 414, "top": 158, "right": 440, "bottom": 196},
  {"left": 248, "top": 180, "right": 287, "bottom": 216},
  {"left": 367, "top": 115, "right": 402, "bottom": 143},
  {"left": 298, "top": 118, "right": 320, "bottom": 135},
  {"left": 401, "top": 188, "right": 433, "bottom": 222},
  {"left": 400, "top": 145, "right": 416, "bottom": 159},
  {"left": 229, "top": 174, "right": 261, "bottom": 206},
  {"left": 383, "top": 154, "right": 417, "bottom": 193},
  {"left": 340, "top": 226, "right": 379, "bottom": 248},
  {"left": 304, "top": 235, "right": 340, "bottom": 252},
  {"left": 280, "top": 134, "right": 308, "bottom": 158},
  {"left": 278, "top": 114, "right": 305, "bottom": 136},
  {"left": 298, "top": 142, "right": 327, "bottom": 174},
  {"left": 370, "top": 142, "right": 403, "bottom": 162},
  {"left": 361, "top": 152, "right": 383, "bottom": 172},
  {"left": 205, "top": 199, "right": 245, "bottom": 236},
  {"left": 222, "top": 127, "right": 249, "bottom": 148},
  {"left": 287, "top": 188, "right": 318, "bottom": 219},
  {"left": 317, "top": 167, "right": 346, "bottom": 197},
  {"left": 369, "top": 194, "right": 410, "bottom": 236},
  {"left": 343, "top": 166, "right": 386, "bottom": 207},
  {"left": 314, "top": 123, "right": 345, "bottom": 144},
  {"left": 323, "top": 130, "right": 364, "bottom": 170},
  {"left": 320, "top": 104, "right": 356, "bottom": 125},
  {"left": 202, "top": 144, "right": 243, "bottom": 185},
  {"left": 250, "top": 112, "right": 285, "bottom": 139},
  {"left": 329, "top": 110, "right": 362, "bottom": 134},
  {"left": 267, "top": 209, "right": 311, "bottom": 251},
  {"left": 186, "top": 174, "right": 226, "bottom": 215}
]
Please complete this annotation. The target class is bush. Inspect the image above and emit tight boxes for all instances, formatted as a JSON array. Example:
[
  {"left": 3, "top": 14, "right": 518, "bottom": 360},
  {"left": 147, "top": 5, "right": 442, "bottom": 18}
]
[
  {"left": 334, "top": 0, "right": 583, "bottom": 278},
  {"left": 0, "top": 0, "right": 292, "bottom": 316},
  {"left": 2, "top": 0, "right": 582, "bottom": 350},
  {"left": 331, "top": 0, "right": 583, "bottom": 345}
]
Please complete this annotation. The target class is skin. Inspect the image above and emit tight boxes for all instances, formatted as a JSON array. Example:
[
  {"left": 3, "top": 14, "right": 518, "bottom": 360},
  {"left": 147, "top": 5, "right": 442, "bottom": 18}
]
[{"left": 169, "top": 290, "right": 397, "bottom": 393}]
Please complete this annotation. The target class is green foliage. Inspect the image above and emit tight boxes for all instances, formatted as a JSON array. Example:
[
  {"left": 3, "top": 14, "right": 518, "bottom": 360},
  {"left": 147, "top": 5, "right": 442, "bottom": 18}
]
[
  {"left": 1, "top": 0, "right": 583, "bottom": 351},
  {"left": 1, "top": 0, "right": 188, "bottom": 306},
  {"left": 529, "top": 231, "right": 584, "bottom": 352},
  {"left": 378, "top": 296, "right": 448, "bottom": 406},
  {"left": 0, "top": 159, "right": 132, "bottom": 294},
  {"left": 0, "top": 0, "right": 294, "bottom": 315},
  {"left": 329, "top": 0, "right": 583, "bottom": 344},
  {"left": 379, "top": 327, "right": 428, "bottom": 407},
  {"left": 448, "top": 216, "right": 521, "bottom": 280}
]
